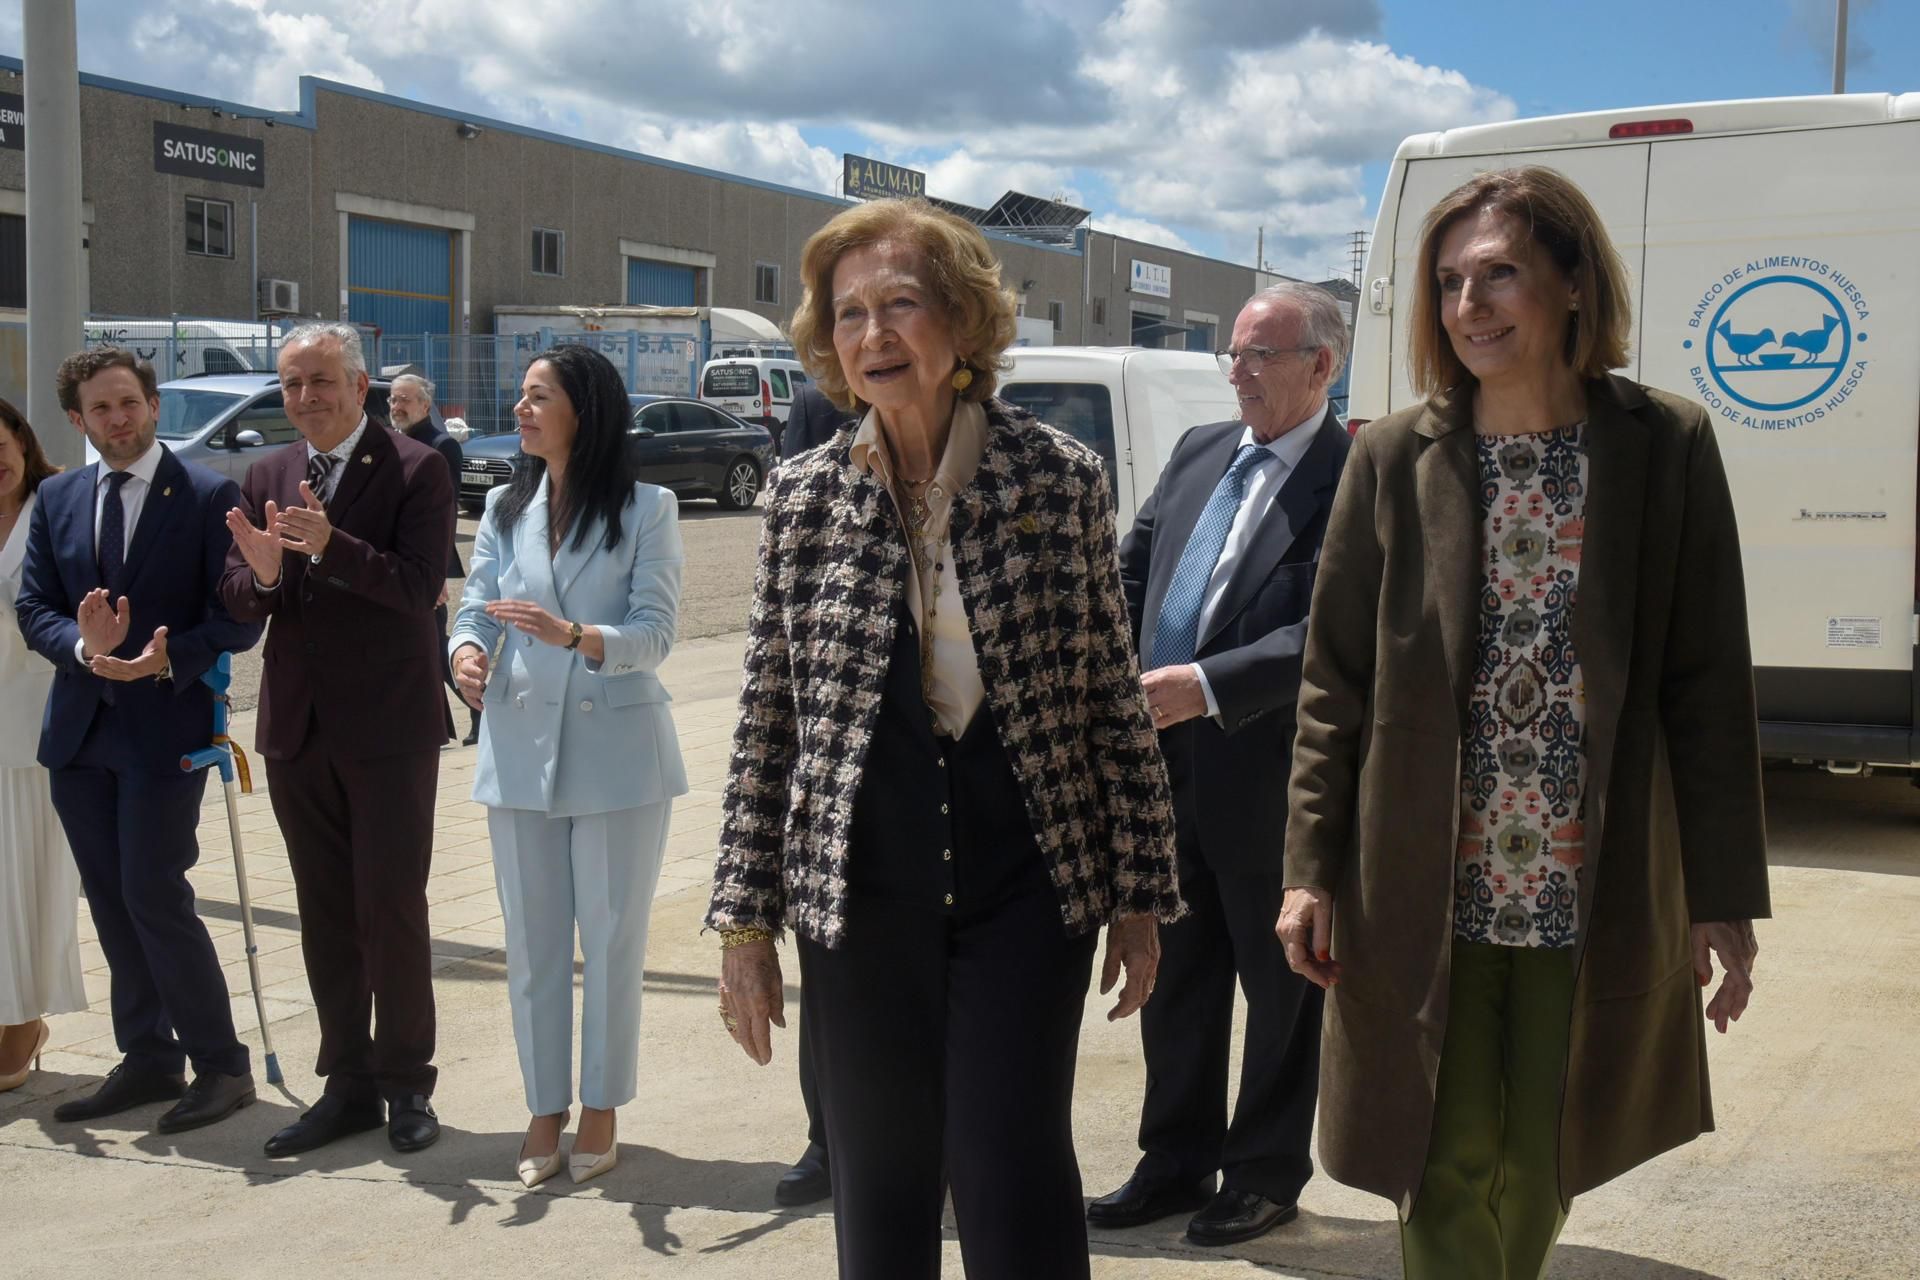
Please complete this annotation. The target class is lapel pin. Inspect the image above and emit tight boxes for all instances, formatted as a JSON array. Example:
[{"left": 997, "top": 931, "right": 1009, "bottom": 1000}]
[
  {"left": 162, "top": 486, "right": 173, "bottom": 497},
  {"left": 360, "top": 454, "right": 373, "bottom": 464}
]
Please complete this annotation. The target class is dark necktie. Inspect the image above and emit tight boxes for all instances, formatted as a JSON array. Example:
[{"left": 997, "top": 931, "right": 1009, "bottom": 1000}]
[
  {"left": 306, "top": 451, "right": 339, "bottom": 502},
  {"left": 1149, "top": 444, "right": 1266, "bottom": 669},
  {"left": 97, "top": 469, "right": 133, "bottom": 587}
]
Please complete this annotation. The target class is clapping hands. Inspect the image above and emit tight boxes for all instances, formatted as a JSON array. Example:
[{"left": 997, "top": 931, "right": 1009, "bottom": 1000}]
[
  {"left": 225, "top": 481, "right": 334, "bottom": 588},
  {"left": 75, "top": 588, "right": 169, "bottom": 681}
]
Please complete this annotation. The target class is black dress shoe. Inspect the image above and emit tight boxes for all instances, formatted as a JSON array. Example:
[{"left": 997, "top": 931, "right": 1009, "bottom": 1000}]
[
  {"left": 1185, "top": 1188, "right": 1299, "bottom": 1246},
  {"left": 774, "top": 1142, "right": 831, "bottom": 1206},
  {"left": 1087, "top": 1169, "right": 1217, "bottom": 1228},
  {"left": 156, "top": 1070, "right": 256, "bottom": 1134},
  {"left": 387, "top": 1094, "right": 440, "bottom": 1153},
  {"left": 52, "top": 1063, "right": 186, "bottom": 1122},
  {"left": 264, "top": 1094, "right": 386, "bottom": 1157}
]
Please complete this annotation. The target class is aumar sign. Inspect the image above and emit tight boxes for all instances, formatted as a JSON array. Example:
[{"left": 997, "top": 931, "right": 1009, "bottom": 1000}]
[
  {"left": 1130, "top": 260, "right": 1172, "bottom": 298},
  {"left": 154, "top": 122, "right": 265, "bottom": 188},
  {"left": 1683, "top": 253, "right": 1871, "bottom": 431},
  {"left": 843, "top": 154, "right": 925, "bottom": 201}
]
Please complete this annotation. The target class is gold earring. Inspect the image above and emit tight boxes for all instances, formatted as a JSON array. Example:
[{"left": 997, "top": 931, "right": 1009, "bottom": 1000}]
[
  {"left": 951, "top": 366, "right": 974, "bottom": 392},
  {"left": 1570, "top": 300, "right": 1580, "bottom": 311}
]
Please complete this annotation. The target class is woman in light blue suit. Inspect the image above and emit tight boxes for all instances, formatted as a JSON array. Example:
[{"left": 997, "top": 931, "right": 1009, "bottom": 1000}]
[{"left": 450, "top": 345, "right": 687, "bottom": 1188}]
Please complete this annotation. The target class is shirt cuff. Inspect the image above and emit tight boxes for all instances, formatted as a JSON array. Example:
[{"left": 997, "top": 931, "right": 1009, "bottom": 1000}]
[
  {"left": 1191, "top": 662, "right": 1221, "bottom": 721},
  {"left": 73, "top": 636, "right": 88, "bottom": 665}
]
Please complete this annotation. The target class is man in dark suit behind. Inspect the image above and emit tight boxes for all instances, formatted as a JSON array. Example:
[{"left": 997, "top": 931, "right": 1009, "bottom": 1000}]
[
  {"left": 387, "top": 372, "right": 473, "bottom": 743},
  {"left": 16, "top": 347, "right": 263, "bottom": 1132},
  {"left": 779, "top": 381, "right": 853, "bottom": 461},
  {"left": 220, "top": 323, "right": 455, "bottom": 1158},
  {"left": 1092, "top": 284, "right": 1352, "bottom": 1246}
]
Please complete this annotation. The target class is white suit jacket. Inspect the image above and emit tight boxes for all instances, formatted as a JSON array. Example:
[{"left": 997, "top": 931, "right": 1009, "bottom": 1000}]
[
  {"left": 0, "top": 492, "right": 54, "bottom": 768},
  {"left": 452, "top": 477, "right": 688, "bottom": 817}
]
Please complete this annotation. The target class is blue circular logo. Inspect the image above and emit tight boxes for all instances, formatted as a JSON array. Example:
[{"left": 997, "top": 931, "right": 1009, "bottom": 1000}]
[{"left": 1706, "top": 276, "right": 1851, "bottom": 411}]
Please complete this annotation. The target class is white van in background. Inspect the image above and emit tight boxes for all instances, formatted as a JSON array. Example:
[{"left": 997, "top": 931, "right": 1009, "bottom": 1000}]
[
  {"left": 1350, "top": 93, "right": 1920, "bottom": 769},
  {"left": 698, "top": 357, "right": 809, "bottom": 440},
  {"left": 998, "top": 347, "right": 1239, "bottom": 526},
  {"left": 84, "top": 319, "right": 277, "bottom": 378}
]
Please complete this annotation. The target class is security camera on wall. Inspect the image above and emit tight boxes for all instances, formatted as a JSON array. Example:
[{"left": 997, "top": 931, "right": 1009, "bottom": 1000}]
[{"left": 456, "top": 122, "right": 484, "bottom": 140}]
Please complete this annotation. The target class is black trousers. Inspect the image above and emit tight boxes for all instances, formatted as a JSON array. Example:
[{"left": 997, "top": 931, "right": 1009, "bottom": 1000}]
[
  {"left": 1136, "top": 838, "right": 1323, "bottom": 1203},
  {"left": 800, "top": 881, "right": 1098, "bottom": 1280},
  {"left": 48, "top": 705, "right": 246, "bottom": 1078},
  {"left": 267, "top": 737, "right": 440, "bottom": 1100}
]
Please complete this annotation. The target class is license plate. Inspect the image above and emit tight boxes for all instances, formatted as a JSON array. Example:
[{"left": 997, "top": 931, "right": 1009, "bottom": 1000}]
[{"left": 465, "top": 472, "right": 496, "bottom": 487}]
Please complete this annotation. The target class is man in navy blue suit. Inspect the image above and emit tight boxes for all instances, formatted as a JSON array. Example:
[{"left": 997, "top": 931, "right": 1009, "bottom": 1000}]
[{"left": 15, "top": 347, "right": 263, "bottom": 1132}]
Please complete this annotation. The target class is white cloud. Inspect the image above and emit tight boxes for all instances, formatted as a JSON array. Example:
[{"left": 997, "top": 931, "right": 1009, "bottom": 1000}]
[{"left": 1088, "top": 214, "right": 1194, "bottom": 255}]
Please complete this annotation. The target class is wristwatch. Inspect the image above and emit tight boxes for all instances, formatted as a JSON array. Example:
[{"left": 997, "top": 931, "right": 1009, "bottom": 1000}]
[{"left": 564, "top": 621, "right": 583, "bottom": 651}]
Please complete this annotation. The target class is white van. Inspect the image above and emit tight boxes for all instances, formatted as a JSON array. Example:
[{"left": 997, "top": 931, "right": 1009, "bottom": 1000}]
[
  {"left": 1350, "top": 93, "right": 1920, "bottom": 768},
  {"left": 84, "top": 319, "right": 277, "bottom": 378},
  {"left": 998, "top": 347, "right": 1239, "bottom": 526},
  {"left": 699, "top": 357, "right": 809, "bottom": 438}
]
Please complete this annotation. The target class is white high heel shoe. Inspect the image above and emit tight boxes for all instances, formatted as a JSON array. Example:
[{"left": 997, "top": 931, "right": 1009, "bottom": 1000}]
[
  {"left": 569, "top": 1112, "right": 618, "bottom": 1185},
  {"left": 517, "top": 1110, "right": 568, "bottom": 1189}
]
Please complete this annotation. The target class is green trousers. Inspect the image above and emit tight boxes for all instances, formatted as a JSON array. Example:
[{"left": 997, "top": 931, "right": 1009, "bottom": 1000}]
[{"left": 1401, "top": 941, "right": 1576, "bottom": 1280}]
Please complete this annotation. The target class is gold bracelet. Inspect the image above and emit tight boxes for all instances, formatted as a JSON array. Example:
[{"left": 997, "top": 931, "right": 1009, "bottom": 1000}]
[{"left": 719, "top": 927, "right": 775, "bottom": 949}]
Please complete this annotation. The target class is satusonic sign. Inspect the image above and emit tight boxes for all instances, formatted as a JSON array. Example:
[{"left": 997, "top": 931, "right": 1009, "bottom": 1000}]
[
  {"left": 843, "top": 153, "right": 926, "bottom": 201},
  {"left": 0, "top": 93, "right": 22, "bottom": 151},
  {"left": 153, "top": 122, "right": 265, "bottom": 188},
  {"left": 1131, "top": 260, "right": 1172, "bottom": 298}
]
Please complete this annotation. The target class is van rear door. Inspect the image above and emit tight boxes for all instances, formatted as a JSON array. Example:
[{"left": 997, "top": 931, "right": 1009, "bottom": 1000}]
[{"left": 1636, "top": 122, "right": 1920, "bottom": 763}]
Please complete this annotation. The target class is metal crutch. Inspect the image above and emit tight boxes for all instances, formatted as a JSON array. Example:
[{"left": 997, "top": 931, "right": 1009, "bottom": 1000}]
[{"left": 179, "top": 652, "right": 283, "bottom": 1085}]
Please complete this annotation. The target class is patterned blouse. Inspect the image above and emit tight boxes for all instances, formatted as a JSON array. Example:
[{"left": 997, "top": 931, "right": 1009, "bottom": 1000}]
[{"left": 1454, "top": 424, "right": 1590, "bottom": 949}]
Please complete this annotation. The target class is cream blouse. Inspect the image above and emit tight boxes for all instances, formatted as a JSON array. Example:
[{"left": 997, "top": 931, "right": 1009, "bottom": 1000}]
[{"left": 849, "top": 400, "right": 989, "bottom": 738}]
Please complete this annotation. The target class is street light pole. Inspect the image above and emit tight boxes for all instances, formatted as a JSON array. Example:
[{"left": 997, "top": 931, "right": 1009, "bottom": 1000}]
[
  {"left": 23, "top": 0, "right": 85, "bottom": 468},
  {"left": 1832, "top": 0, "right": 1849, "bottom": 94}
]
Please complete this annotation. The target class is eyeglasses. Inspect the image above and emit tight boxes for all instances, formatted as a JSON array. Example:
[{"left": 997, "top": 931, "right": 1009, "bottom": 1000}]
[{"left": 1215, "top": 345, "right": 1318, "bottom": 375}]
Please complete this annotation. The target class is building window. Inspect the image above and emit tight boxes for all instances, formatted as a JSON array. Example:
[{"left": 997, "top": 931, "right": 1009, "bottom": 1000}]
[
  {"left": 531, "top": 228, "right": 564, "bottom": 277},
  {"left": 185, "top": 197, "right": 232, "bottom": 258},
  {"left": 1049, "top": 300, "right": 1065, "bottom": 331},
  {"left": 754, "top": 262, "right": 780, "bottom": 305},
  {"left": 1090, "top": 297, "right": 1106, "bottom": 326}
]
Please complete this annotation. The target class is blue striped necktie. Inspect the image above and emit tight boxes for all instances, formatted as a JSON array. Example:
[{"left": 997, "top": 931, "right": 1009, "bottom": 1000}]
[{"left": 1149, "top": 444, "right": 1265, "bottom": 668}]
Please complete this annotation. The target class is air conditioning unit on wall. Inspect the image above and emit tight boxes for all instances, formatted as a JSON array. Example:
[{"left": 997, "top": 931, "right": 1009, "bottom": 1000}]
[{"left": 258, "top": 278, "right": 299, "bottom": 314}]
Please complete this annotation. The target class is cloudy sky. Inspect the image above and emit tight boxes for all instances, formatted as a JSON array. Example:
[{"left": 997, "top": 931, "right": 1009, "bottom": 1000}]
[{"left": 3, "top": 0, "right": 1914, "bottom": 278}]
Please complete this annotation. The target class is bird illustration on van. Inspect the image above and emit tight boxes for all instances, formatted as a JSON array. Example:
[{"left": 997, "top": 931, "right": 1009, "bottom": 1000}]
[
  {"left": 1779, "top": 313, "right": 1842, "bottom": 364},
  {"left": 1714, "top": 323, "right": 1777, "bottom": 366}
]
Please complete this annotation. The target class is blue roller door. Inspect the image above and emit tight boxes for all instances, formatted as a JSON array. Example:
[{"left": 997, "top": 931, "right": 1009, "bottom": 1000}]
[
  {"left": 628, "top": 258, "right": 697, "bottom": 306},
  {"left": 349, "top": 216, "right": 453, "bottom": 335}
]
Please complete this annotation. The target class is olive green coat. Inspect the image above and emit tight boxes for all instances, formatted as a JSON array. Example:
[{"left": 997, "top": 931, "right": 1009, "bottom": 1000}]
[{"left": 1284, "top": 375, "right": 1771, "bottom": 1216}]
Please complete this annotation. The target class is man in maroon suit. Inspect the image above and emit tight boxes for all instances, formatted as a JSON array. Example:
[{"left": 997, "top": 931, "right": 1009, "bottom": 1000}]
[{"left": 221, "top": 322, "right": 454, "bottom": 1157}]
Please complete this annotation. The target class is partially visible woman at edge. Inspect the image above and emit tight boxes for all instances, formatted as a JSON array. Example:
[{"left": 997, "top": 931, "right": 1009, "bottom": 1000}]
[
  {"left": 0, "top": 399, "right": 87, "bottom": 1090},
  {"left": 451, "top": 345, "right": 687, "bottom": 1188},
  {"left": 1278, "top": 166, "right": 1769, "bottom": 1280},
  {"left": 707, "top": 197, "right": 1179, "bottom": 1279}
]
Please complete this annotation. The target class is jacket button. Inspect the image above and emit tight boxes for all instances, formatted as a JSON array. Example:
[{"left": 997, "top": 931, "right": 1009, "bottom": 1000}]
[
  {"left": 942, "top": 849, "right": 952, "bottom": 861},
  {"left": 523, "top": 635, "right": 533, "bottom": 647},
  {"left": 579, "top": 700, "right": 593, "bottom": 712},
  {"left": 943, "top": 893, "right": 954, "bottom": 905},
  {"left": 940, "top": 803, "right": 949, "bottom": 815}
]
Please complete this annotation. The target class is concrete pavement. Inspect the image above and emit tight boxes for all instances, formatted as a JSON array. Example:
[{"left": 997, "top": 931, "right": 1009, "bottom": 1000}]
[{"left": 3, "top": 631, "right": 1918, "bottom": 1278}]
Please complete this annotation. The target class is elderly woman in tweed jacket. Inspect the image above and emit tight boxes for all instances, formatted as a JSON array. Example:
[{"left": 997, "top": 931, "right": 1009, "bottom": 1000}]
[{"left": 708, "top": 198, "right": 1179, "bottom": 1280}]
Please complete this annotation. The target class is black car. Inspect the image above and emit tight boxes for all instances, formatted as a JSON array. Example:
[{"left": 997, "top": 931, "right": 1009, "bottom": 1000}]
[{"left": 459, "top": 395, "right": 775, "bottom": 513}]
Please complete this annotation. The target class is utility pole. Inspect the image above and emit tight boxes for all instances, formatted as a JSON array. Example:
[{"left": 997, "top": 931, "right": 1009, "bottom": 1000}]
[
  {"left": 1255, "top": 226, "right": 1264, "bottom": 277},
  {"left": 24, "top": 0, "right": 85, "bottom": 468},
  {"left": 1348, "top": 230, "right": 1370, "bottom": 286},
  {"left": 1832, "top": 0, "right": 1850, "bottom": 93}
]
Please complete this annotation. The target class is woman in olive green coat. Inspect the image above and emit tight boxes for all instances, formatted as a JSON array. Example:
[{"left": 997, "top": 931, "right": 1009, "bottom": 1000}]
[{"left": 1279, "top": 167, "right": 1769, "bottom": 1279}]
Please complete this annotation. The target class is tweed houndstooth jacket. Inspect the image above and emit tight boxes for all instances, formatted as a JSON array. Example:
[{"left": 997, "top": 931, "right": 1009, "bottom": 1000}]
[{"left": 706, "top": 398, "right": 1181, "bottom": 949}]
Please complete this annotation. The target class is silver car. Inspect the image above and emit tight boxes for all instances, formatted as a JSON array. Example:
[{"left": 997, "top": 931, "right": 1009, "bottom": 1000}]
[{"left": 155, "top": 373, "right": 392, "bottom": 482}]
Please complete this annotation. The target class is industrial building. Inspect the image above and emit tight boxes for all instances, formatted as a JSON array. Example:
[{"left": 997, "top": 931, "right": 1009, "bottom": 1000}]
[{"left": 0, "top": 54, "right": 1345, "bottom": 384}]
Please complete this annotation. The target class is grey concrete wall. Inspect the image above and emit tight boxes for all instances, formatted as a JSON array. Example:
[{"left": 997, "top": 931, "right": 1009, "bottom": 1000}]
[{"left": 1084, "top": 231, "right": 1260, "bottom": 350}]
